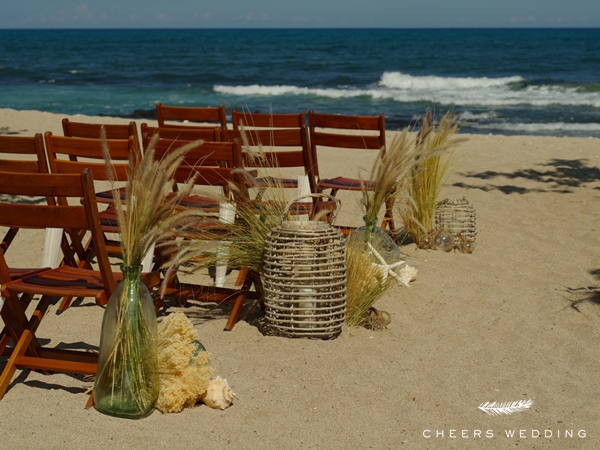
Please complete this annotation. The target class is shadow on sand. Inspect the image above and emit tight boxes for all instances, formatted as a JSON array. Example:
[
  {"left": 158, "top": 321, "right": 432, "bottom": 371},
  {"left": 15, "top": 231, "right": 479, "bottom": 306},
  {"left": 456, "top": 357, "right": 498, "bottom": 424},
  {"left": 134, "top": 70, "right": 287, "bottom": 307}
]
[
  {"left": 453, "top": 158, "right": 600, "bottom": 194},
  {"left": 566, "top": 268, "right": 600, "bottom": 313}
]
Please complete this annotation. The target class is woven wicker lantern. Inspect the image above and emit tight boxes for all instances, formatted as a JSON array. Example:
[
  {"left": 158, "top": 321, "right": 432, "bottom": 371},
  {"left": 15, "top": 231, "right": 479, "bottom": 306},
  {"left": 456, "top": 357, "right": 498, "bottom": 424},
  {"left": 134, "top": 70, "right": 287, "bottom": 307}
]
[
  {"left": 434, "top": 197, "right": 477, "bottom": 252},
  {"left": 262, "top": 195, "right": 346, "bottom": 339}
]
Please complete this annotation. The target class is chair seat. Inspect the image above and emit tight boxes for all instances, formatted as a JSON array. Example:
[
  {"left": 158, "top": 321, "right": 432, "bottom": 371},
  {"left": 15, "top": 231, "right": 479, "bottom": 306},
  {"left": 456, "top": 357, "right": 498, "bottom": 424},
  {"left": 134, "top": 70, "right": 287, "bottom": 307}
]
[
  {"left": 7, "top": 267, "right": 159, "bottom": 307},
  {"left": 8, "top": 267, "right": 122, "bottom": 306},
  {"left": 9, "top": 268, "right": 51, "bottom": 281},
  {"left": 99, "top": 208, "right": 120, "bottom": 232},
  {"left": 95, "top": 187, "right": 127, "bottom": 204},
  {"left": 174, "top": 194, "right": 221, "bottom": 213},
  {"left": 318, "top": 176, "right": 375, "bottom": 191}
]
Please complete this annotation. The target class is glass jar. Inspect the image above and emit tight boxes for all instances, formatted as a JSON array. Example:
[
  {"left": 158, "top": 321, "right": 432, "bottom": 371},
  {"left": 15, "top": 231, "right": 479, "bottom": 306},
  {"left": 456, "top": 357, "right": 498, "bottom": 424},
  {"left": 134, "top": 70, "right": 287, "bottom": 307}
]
[
  {"left": 93, "top": 265, "right": 159, "bottom": 419},
  {"left": 347, "top": 216, "right": 401, "bottom": 266}
]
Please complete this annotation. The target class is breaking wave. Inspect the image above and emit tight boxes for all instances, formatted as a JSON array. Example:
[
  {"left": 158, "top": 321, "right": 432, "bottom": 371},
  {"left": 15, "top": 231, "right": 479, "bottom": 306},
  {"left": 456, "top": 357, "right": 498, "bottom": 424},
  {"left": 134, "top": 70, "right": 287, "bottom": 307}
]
[{"left": 214, "top": 72, "right": 600, "bottom": 108}]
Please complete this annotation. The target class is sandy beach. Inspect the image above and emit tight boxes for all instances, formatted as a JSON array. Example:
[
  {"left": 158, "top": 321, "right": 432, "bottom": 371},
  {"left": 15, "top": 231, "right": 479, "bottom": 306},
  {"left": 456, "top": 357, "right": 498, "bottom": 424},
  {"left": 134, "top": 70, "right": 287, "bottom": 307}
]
[{"left": 1, "top": 107, "right": 600, "bottom": 449}]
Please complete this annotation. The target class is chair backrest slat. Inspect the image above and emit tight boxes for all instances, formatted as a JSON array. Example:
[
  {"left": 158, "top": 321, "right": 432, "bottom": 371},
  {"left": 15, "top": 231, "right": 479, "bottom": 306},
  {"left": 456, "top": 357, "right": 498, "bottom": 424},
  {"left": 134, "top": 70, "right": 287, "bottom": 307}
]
[
  {"left": 309, "top": 112, "right": 384, "bottom": 132},
  {"left": 52, "top": 159, "right": 130, "bottom": 181},
  {"left": 245, "top": 150, "right": 306, "bottom": 168},
  {"left": 0, "top": 204, "right": 88, "bottom": 229},
  {"left": 140, "top": 124, "right": 221, "bottom": 151},
  {"left": 309, "top": 131, "right": 383, "bottom": 150},
  {"left": 224, "top": 127, "right": 304, "bottom": 147},
  {"left": 174, "top": 166, "right": 237, "bottom": 187},
  {"left": 156, "top": 103, "right": 227, "bottom": 128},
  {"left": 231, "top": 110, "right": 306, "bottom": 129}
]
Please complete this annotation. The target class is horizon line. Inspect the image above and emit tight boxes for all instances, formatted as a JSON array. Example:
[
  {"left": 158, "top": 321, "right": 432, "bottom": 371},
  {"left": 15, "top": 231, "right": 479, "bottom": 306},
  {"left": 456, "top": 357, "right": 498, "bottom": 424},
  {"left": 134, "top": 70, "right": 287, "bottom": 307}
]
[{"left": 1, "top": 26, "right": 599, "bottom": 31}]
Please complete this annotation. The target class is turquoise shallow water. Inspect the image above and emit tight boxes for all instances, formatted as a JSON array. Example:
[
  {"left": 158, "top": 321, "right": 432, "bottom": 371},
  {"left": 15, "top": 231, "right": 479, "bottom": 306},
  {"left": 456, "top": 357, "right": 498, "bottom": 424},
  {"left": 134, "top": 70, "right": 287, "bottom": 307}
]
[{"left": 1, "top": 28, "right": 599, "bottom": 136}]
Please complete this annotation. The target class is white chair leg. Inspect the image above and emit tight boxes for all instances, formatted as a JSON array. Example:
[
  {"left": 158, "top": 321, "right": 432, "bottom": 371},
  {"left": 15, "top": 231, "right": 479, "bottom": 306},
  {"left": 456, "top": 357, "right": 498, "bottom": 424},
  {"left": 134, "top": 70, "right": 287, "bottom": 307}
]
[
  {"left": 42, "top": 228, "right": 63, "bottom": 268},
  {"left": 297, "top": 175, "right": 311, "bottom": 221},
  {"left": 215, "top": 202, "right": 236, "bottom": 287}
]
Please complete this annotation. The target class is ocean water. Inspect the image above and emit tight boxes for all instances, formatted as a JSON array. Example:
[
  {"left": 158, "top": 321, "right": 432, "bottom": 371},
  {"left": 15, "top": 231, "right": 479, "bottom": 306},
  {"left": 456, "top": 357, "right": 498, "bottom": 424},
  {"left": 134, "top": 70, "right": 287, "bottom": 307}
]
[{"left": 1, "top": 28, "right": 599, "bottom": 137}]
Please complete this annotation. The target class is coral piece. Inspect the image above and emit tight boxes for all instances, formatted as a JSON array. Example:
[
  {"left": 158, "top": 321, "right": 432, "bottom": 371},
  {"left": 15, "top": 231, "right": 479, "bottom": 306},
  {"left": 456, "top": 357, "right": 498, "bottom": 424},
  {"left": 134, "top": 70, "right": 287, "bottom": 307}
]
[
  {"left": 362, "top": 307, "right": 392, "bottom": 330},
  {"left": 155, "top": 312, "right": 214, "bottom": 413},
  {"left": 200, "top": 376, "right": 236, "bottom": 410},
  {"left": 398, "top": 265, "right": 418, "bottom": 287}
]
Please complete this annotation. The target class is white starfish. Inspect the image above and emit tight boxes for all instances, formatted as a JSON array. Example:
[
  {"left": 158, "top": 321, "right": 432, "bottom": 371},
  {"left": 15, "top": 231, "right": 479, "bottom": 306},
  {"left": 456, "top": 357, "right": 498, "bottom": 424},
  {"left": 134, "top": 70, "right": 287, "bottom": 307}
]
[{"left": 367, "top": 243, "right": 406, "bottom": 285}]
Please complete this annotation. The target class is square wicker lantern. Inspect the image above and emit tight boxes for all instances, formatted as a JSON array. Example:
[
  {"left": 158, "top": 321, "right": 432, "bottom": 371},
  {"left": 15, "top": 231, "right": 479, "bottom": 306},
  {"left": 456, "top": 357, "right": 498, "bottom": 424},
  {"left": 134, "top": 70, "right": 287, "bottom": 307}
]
[{"left": 434, "top": 196, "right": 477, "bottom": 253}]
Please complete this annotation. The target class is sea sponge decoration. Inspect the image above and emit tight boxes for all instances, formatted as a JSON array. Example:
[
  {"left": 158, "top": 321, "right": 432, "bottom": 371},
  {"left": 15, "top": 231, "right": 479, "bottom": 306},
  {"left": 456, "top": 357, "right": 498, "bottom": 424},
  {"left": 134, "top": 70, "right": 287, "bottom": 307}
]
[{"left": 155, "top": 312, "right": 214, "bottom": 413}]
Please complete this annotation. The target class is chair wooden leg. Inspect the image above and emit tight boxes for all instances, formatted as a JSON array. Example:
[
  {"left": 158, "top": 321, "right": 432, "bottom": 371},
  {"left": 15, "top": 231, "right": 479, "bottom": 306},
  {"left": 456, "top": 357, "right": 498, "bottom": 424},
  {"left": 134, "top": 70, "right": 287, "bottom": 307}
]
[
  {"left": 224, "top": 291, "right": 247, "bottom": 332},
  {"left": 3, "top": 294, "right": 44, "bottom": 352},
  {"left": 0, "top": 333, "right": 10, "bottom": 355},
  {"left": 235, "top": 268, "right": 248, "bottom": 288},
  {"left": 26, "top": 295, "right": 54, "bottom": 340},
  {"left": 85, "top": 391, "right": 95, "bottom": 409},
  {"left": 57, "top": 296, "right": 74, "bottom": 313},
  {"left": 224, "top": 269, "right": 258, "bottom": 331},
  {"left": 0, "top": 329, "right": 34, "bottom": 400},
  {"left": 0, "top": 292, "right": 35, "bottom": 353}
]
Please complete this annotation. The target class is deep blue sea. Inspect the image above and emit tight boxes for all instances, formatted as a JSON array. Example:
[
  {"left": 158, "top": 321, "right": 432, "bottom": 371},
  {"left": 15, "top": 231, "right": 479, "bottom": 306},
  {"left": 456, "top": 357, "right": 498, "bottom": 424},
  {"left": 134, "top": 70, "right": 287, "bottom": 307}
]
[{"left": 1, "top": 28, "right": 599, "bottom": 137}]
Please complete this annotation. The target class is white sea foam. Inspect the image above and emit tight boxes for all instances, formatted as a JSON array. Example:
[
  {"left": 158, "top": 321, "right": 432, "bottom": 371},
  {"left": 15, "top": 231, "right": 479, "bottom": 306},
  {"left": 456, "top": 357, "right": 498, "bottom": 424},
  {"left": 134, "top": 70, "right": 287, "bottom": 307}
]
[
  {"left": 378, "top": 72, "right": 524, "bottom": 90},
  {"left": 214, "top": 72, "right": 600, "bottom": 108},
  {"left": 214, "top": 84, "right": 367, "bottom": 99},
  {"left": 469, "top": 122, "right": 600, "bottom": 133},
  {"left": 460, "top": 111, "right": 499, "bottom": 121}
]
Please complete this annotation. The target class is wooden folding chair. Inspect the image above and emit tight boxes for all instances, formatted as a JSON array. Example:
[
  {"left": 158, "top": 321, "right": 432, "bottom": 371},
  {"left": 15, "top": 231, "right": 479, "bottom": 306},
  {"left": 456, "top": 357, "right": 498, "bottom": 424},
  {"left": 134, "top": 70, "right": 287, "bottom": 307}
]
[
  {"left": 156, "top": 102, "right": 227, "bottom": 129},
  {"left": 0, "top": 134, "right": 53, "bottom": 354},
  {"left": 0, "top": 169, "right": 160, "bottom": 401},
  {"left": 151, "top": 138, "right": 261, "bottom": 330},
  {"left": 222, "top": 126, "right": 320, "bottom": 216},
  {"left": 228, "top": 110, "right": 326, "bottom": 213},
  {"left": 151, "top": 137, "right": 242, "bottom": 211},
  {"left": 44, "top": 132, "right": 141, "bottom": 311},
  {"left": 223, "top": 126, "right": 314, "bottom": 187},
  {"left": 0, "top": 134, "right": 50, "bottom": 269},
  {"left": 0, "top": 134, "right": 70, "bottom": 274},
  {"left": 45, "top": 131, "right": 137, "bottom": 207},
  {"left": 308, "top": 111, "right": 396, "bottom": 234}
]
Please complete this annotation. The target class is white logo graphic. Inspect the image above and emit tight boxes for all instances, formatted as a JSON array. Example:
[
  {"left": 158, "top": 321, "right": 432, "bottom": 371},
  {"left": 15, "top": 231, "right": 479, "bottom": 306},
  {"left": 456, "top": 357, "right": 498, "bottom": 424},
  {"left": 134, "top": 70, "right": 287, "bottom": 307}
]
[{"left": 478, "top": 400, "right": 534, "bottom": 416}]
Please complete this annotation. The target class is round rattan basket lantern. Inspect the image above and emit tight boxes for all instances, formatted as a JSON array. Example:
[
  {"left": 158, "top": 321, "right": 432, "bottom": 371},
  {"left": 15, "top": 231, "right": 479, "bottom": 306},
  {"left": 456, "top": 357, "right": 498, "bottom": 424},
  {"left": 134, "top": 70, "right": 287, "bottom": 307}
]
[
  {"left": 263, "top": 195, "right": 347, "bottom": 339},
  {"left": 434, "top": 196, "right": 477, "bottom": 252}
]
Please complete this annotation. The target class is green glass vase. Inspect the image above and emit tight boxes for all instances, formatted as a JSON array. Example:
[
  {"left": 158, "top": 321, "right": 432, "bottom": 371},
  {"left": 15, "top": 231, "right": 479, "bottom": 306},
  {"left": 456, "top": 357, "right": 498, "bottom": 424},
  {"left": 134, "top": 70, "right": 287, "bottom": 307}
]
[
  {"left": 94, "top": 265, "right": 159, "bottom": 419},
  {"left": 347, "top": 216, "right": 401, "bottom": 266}
]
